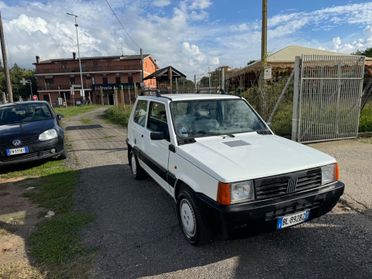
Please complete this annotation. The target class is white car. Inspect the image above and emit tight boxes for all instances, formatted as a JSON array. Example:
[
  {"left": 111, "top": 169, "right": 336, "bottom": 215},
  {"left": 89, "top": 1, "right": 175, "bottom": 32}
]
[{"left": 126, "top": 94, "right": 344, "bottom": 245}]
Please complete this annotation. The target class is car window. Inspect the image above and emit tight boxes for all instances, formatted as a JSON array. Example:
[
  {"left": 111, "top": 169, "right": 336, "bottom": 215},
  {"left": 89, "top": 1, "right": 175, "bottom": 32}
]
[
  {"left": 0, "top": 103, "right": 53, "bottom": 125},
  {"left": 133, "top": 100, "right": 148, "bottom": 127},
  {"left": 170, "top": 99, "right": 266, "bottom": 138},
  {"left": 147, "top": 102, "right": 169, "bottom": 141}
]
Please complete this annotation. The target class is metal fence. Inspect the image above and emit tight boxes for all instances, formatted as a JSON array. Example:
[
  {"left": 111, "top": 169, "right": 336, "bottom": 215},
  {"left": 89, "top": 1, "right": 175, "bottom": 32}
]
[{"left": 292, "top": 55, "right": 365, "bottom": 143}]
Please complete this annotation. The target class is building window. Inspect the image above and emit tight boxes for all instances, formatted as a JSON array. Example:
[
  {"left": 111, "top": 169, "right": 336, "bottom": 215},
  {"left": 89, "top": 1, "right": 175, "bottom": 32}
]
[
  {"left": 115, "top": 76, "right": 121, "bottom": 84},
  {"left": 45, "top": 78, "right": 53, "bottom": 89},
  {"left": 103, "top": 77, "right": 108, "bottom": 84},
  {"left": 70, "top": 76, "right": 75, "bottom": 85},
  {"left": 128, "top": 73, "right": 133, "bottom": 84}
]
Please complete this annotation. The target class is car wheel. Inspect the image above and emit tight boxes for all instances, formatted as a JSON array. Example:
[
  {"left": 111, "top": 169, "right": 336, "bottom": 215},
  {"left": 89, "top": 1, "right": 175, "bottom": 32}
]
[
  {"left": 130, "top": 151, "right": 145, "bottom": 179},
  {"left": 59, "top": 151, "right": 67, "bottom": 160},
  {"left": 177, "top": 188, "right": 210, "bottom": 245}
]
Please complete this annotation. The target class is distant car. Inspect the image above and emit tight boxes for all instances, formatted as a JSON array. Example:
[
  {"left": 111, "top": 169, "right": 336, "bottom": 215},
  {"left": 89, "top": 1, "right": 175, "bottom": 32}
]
[
  {"left": 127, "top": 94, "right": 344, "bottom": 245},
  {"left": 0, "top": 101, "right": 65, "bottom": 166}
]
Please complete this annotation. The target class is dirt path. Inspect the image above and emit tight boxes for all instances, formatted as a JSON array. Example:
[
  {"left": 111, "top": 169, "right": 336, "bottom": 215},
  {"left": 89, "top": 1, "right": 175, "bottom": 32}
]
[{"left": 64, "top": 108, "right": 372, "bottom": 279}]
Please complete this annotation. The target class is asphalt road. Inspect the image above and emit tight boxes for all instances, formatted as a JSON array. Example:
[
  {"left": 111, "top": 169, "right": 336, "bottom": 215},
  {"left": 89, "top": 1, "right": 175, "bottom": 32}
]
[{"left": 65, "top": 108, "right": 372, "bottom": 279}]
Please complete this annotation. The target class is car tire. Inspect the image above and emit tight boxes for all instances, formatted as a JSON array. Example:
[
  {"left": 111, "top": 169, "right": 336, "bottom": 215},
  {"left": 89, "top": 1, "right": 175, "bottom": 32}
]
[
  {"left": 59, "top": 151, "right": 67, "bottom": 160},
  {"left": 177, "top": 188, "right": 210, "bottom": 245},
  {"left": 129, "top": 151, "right": 145, "bottom": 179}
]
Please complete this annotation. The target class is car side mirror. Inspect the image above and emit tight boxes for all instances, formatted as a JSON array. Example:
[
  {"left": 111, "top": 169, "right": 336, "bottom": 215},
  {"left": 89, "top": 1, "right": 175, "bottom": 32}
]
[
  {"left": 57, "top": 114, "right": 64, "bottom": 120},
  {"left": 150, "top": 131, "right": 165, "bottom": 140}
]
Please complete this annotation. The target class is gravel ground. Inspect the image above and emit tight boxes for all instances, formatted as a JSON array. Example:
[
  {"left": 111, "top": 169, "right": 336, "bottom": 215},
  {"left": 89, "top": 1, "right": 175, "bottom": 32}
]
[
  {"left": 66, "top": 108, "right": 372, "bottom": 279},
  {"left": 310, "top": 139, "right": 372, "bottom": 212}
]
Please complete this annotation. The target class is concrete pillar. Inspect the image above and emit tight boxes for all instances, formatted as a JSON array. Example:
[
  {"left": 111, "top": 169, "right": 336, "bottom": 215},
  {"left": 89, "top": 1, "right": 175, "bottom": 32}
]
[{"left": 100, "top": 87, "right": 104, "bottom": 105}]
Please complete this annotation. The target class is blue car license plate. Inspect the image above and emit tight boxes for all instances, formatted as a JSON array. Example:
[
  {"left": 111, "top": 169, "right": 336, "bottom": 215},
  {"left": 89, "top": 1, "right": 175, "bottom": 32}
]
[
  {"left": 277, "top": 210, "right": 310, "bottom": 229},
  {"left": 6, "top": 147, "right": 29, "bottom": 156}
]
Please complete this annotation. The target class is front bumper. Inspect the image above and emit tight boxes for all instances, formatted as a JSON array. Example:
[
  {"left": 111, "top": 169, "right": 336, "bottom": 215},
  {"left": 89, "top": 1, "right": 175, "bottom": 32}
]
[
  {"left": 0, "top": 137, "right": 64, "bottom": 166},
  {"left": 196, "top": 181, "right": 344, "bottom": 238}
]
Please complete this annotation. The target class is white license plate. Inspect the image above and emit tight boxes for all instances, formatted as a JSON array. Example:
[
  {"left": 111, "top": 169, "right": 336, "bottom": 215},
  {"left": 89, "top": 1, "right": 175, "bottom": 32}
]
[
  {"left": 277, "top": 210, "right": 310, "bottom": 229},
  {"left": 6, "top": 147, "right": 29, "bottom": 156}
]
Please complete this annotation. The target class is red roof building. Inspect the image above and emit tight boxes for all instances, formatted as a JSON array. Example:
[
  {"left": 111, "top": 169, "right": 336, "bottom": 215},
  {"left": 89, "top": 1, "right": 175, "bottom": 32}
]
[{"left": 33, "top": 53, "right": 158, "bottom": 106}]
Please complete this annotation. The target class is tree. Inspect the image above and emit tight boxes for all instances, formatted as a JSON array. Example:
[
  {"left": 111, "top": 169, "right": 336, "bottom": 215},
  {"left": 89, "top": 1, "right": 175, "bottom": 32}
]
[
  {"left": 353, "top": 47, "right": 372, "bottom": 57},
  {"left": 0, "top": 64, "right": 36, "bottom": 101}
]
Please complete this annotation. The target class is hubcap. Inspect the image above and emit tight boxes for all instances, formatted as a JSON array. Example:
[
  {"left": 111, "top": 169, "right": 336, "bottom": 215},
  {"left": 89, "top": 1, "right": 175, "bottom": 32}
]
[
  {"left": 131, "top": 154, "right": 137, "bottom": 176},
  {"left": 180, "top": 199, "right": 196, "bottom": 238}
]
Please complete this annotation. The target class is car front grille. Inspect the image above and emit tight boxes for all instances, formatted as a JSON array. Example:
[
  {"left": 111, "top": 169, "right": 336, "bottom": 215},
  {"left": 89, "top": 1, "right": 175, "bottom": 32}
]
[
  {"left": 0, "top": 134, "right": 39, "bottom": 149},
  {"left": 254, "top": 168, "right": 322, "bottom": 201}
]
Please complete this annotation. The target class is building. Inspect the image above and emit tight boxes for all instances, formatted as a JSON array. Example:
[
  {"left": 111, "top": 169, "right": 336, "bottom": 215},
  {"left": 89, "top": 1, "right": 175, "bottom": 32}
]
[
  {"left": 143, "top": 66, "right": 186, "bottom": 93},
  {"left": 227, "top": 45, "right": 372, "bottom": 91},
  {"left": 33, "top": 53, "right": 158, "bottom": 105}
]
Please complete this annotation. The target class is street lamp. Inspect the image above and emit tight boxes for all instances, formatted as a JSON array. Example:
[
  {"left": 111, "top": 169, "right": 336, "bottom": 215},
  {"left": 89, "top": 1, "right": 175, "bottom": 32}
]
[{"left": 66, "top": 12, "right": 85, "bottom": 102}]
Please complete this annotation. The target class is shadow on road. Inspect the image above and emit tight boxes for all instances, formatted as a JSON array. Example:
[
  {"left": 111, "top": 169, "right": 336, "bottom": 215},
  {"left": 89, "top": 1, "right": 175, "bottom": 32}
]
[
  {"left": 1, "top": 161, "right": 372, "bottom": 278},
  {"left": 74, "top": 164, "right": 372, "bottom": 279}
]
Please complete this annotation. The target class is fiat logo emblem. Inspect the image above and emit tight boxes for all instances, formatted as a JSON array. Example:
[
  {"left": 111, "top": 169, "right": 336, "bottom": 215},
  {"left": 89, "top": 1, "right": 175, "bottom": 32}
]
[
  {"left": 12, "top": 139, "right": 22, "bottom": 147},
  {"left": 287, "top": 177, "right": 298, "bottom": 193}
]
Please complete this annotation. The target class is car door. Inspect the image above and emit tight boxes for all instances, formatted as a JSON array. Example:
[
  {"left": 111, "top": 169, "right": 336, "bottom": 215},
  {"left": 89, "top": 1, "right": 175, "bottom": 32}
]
[{"left": 142, "top": 101, "right": 173, "bottom": 194}]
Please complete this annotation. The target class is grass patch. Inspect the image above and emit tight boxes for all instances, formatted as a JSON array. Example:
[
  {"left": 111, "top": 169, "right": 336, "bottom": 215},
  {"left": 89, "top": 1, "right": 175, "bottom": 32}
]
[
  {"left": 23, "top": 164, "right": 94, "bottom": 271},
  {"left": 54, "top": 105, "right": 100, "bottom": 118},
  {"left": 80, "top": 118, "right": 93, "bottom": 125},
  {"left": 0, "top": 160, "right": 67, "bottom": 180},
  {"left": 104, "top": 105, "right": 132, "bottom": 127},
  {"left": 359, "top": 102, "right": 372, "bottom": 132},
  {"left": 29, "top": 212, "right": 93, "bottom": 265},
  {"left": 0, "top": 159, "right": 94, "bottom": 276}
]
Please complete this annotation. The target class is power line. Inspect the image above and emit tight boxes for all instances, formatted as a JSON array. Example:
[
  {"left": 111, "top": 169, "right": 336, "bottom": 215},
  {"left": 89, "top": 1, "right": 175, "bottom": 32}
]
[{"left": 103, "top": 0, "right": 141, "bottom": 50}]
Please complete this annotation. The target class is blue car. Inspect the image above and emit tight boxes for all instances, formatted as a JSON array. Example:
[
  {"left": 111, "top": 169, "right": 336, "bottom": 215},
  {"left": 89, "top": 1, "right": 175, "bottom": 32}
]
[{"left": 0, "top": 101, "right": 65, "bottom": 166}]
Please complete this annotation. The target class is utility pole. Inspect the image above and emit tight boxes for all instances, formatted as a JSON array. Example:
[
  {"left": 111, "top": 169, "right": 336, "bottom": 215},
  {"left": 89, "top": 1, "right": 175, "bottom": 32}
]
[
  {"left": 221, "top": 67, "right": 225, "bottom": 91},
  {"left": 208, "top": 67, "right": 211, "bottom": 94},
  {"left": 67, "top": 13, "right": 85, "bottom": 102},
  {"left": 140, "top": 48, "right": 144, "bottom": 82},
  {"left": 260, "top": 0, "right": 268, "bottom": 118},
  {"left": 0, "top": 12, "right": 13, "bottom": 102},
  {"left": 194, "top": 74, "right": 197, "bottom": 92}
]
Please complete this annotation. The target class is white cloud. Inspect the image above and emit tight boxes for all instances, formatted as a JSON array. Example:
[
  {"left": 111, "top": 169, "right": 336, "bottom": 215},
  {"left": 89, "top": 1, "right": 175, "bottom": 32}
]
[
  {"left": 189, "top": 0, "right": 212, "bottom": 10},
  {"left": 153, "top": 0, "right": 171, "bottom": 8},
  {"left": 1, "top": 0, "right": 372, "bottom": 80}
]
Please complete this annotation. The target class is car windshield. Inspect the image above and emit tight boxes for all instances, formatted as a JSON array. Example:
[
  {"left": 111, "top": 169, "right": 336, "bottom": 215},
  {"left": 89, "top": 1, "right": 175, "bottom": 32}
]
[
  {"left": 0, "top": 103, "right": 53, "bottom": 125},
  {"left": 170, "top": 98, "right": 266, "bottom": 138}
]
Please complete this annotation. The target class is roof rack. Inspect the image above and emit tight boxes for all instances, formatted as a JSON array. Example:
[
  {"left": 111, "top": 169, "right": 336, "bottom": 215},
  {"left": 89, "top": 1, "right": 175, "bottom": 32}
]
[{"left": 140, "top": 89, "right": 161, "bottom": 97}]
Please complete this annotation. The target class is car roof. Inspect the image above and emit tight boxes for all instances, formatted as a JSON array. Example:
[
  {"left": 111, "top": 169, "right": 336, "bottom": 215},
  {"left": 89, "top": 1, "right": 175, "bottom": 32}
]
[
  {"left": 0, "top": 101, "right": 50, "bottom": 108},
  {"left": 138, "top": 94, "right": 241, "bottom": 102}
]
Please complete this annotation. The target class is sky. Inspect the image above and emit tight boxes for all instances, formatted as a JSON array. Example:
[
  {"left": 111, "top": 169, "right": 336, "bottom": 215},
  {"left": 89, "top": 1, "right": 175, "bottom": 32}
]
[{"left": 1, "top": 0, "right": 372, "bottom": 79}]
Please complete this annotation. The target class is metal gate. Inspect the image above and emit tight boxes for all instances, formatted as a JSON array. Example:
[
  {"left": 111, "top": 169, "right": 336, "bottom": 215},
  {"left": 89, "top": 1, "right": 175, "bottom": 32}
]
[{"left": 292, "top": 55, "right": 365, "bottom": 143}]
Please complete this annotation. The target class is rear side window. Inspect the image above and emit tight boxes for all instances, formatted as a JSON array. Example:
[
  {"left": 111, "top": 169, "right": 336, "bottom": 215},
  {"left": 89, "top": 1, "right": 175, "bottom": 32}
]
[{"left": 133, "top": 100, "right": 148, "bottom": 127}]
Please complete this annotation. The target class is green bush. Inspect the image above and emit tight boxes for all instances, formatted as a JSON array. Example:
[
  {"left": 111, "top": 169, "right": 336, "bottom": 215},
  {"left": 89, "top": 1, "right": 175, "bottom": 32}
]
[
  {"left": 104, "top": 105, "right": 132, "bottom": 127},
  {"left": 359, "top": 102, "right": 372, "bottom": 132}
]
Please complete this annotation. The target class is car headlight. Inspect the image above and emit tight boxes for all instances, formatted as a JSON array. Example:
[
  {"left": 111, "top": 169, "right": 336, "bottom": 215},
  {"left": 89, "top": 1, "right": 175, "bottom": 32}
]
[
  {"left": 39, "top": 129, "right": 58, "bottom": 141},
  {"left": 321, "top": 163, "right": 339, "bottom": 185},
  {"left": 217, "top": 180, "right": 255, "bottom": 205}
]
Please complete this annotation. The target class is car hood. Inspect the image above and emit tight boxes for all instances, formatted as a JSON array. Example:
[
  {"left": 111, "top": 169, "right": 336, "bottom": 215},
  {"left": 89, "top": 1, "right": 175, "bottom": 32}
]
[
  {"left": 0, "top": 119, "right": 55, "bottom": 138},
  {"left": 177, "top": 133, "right": 336, "bottom": 182}
]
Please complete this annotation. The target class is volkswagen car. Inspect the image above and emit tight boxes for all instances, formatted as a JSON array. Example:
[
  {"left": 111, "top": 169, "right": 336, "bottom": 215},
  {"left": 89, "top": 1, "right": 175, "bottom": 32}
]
[{"left": 0, "top": 101, "right": 65, "bottom": 166}]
